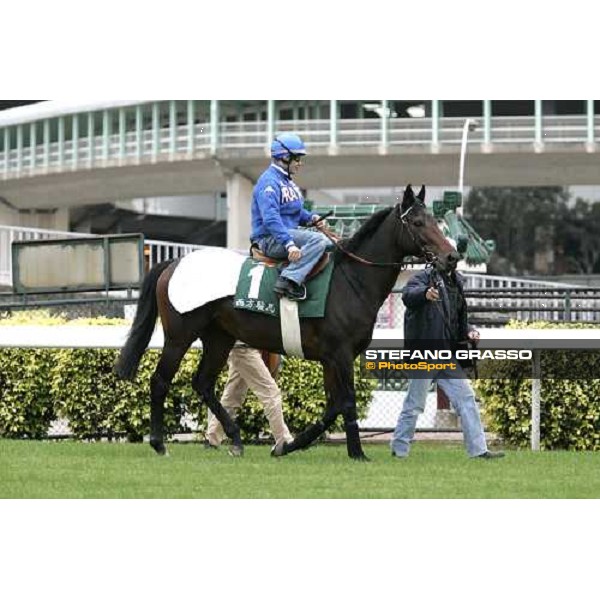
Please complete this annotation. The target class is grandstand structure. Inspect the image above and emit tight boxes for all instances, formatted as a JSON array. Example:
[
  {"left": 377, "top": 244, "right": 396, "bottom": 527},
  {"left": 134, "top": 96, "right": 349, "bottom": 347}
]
[
  {"left": 0, "top": 99, "right": 598, "bottom": 286},
  {"left": 1, "top": 100, "right": 599, "bottom": 245}
]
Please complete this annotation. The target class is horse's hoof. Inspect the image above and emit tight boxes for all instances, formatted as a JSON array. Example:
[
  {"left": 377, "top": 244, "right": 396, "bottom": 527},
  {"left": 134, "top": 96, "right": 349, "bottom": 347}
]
[
  {"left": 351, "top": 453, "right": 371, "bottom": 462},
  {"left": 228, "top": 445, "right": 244, "bottom": 458},
  {"left": 150, "top": 439, "right": 168, "bottom": 456},
  {"left": 271, "top": 441, "right": 288, "bottom": 458}
]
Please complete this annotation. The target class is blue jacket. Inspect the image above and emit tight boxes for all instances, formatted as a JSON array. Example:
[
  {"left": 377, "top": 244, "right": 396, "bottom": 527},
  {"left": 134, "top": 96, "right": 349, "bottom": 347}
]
[
  {"left": 402, "top": 266, "right": 473, "bottom": 350},
  {"left": 250, "top": 164, "right": 315, "bottom": 247}
]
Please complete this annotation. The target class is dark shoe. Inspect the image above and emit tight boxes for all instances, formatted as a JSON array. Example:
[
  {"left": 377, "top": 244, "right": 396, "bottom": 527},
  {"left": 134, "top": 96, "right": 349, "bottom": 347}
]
[
  {"left": 474, "top": 450, "right": 505, "bottom": 459},
  {"left": 391, "top": 451, "right": 407, "bottom": 459},
  {"left": 273, "top": 276, "right": 290, "bottom": 296},
  {"left": 274, "top": 277, "right": 307, "bottom": 301},
  {"left": 203, "top": 440, "right": 219, "bottom": 450}
]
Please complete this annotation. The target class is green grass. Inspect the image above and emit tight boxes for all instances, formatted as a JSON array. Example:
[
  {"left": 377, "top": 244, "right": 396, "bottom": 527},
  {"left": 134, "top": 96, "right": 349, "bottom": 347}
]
[{"left": 1, "top": 439, "right": 599, "bottom": 498}]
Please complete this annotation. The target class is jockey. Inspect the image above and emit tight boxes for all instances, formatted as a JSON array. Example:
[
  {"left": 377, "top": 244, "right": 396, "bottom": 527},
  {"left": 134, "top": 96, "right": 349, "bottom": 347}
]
[{"left": 250, "top": 132, "right": 332, "bottom": 301}]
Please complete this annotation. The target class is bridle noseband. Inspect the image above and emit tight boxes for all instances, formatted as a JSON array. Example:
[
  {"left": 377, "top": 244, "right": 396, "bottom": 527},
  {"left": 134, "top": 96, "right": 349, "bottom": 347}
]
[{"left": 399, "top": 204, "right": 437, "bottom": 265}]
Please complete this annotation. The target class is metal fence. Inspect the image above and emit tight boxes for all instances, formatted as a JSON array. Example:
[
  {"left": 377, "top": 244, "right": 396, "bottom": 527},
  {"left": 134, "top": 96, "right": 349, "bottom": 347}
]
[
  {"left": 0, "top": 224, "right": 203, "bottom": 287},
  {"left": 2, "top": 102, "right": 599, "bottom": 179},
  {"left": 375, "top": 274, "right": 600, "bottom": 329}
]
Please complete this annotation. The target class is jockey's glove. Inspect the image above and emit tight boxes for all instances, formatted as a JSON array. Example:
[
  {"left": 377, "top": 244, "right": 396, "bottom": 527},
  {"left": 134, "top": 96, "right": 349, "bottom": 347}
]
[{"left": 312, "top": 214, "right": 326, "bottom": 230}]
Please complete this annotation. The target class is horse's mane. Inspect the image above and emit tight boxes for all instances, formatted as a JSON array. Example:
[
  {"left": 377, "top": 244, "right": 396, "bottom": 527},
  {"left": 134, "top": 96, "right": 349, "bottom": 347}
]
[{"left": 333, "top": 206, "right": 394, "bottom": 264}]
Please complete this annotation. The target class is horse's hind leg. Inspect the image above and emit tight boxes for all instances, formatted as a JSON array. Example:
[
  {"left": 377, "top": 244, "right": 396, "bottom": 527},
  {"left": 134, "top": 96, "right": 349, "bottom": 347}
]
[
  {"left": 192, "top": 328, "right": 244, "bottom": 456},
  {"left": 149, "top": 338, "right": 192, "bottom": 455}
]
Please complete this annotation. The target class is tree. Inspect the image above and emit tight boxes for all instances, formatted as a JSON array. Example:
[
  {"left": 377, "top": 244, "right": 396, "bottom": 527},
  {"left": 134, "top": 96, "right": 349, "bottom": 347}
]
[
  {"left": 465, "top": 187, "right": 570, "bottom": 275},
  {"left": 560, "top": 198, "right": 600, "bottom": 274}
]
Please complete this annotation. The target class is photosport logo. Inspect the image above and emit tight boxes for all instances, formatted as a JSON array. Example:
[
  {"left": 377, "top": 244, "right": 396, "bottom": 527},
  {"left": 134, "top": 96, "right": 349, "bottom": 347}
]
[{"left": 361, "top": 347, "right": 533, "bottom": 380}]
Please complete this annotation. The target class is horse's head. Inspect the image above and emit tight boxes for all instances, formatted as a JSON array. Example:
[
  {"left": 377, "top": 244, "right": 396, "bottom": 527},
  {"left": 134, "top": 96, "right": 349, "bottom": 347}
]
[{"left": 398, "top": 184, "right": 459, "bottom": 268}]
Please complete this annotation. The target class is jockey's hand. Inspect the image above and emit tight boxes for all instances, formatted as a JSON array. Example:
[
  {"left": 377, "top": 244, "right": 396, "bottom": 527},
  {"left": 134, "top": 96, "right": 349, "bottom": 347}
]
[
  {"left": 312, "top": 214, "right": 326, "bottom": 230},
  {"left": 287, "top": 245, "right": 302, "bottom": 262},
  {"left": 468, "top": 329, "right": 480, "bottom": 343}
]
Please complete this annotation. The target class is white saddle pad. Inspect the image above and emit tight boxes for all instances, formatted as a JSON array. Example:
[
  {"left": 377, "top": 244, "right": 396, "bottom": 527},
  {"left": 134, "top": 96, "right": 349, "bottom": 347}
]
[{"left": 168, "top": 247, "right": 247, "bottom": 314}]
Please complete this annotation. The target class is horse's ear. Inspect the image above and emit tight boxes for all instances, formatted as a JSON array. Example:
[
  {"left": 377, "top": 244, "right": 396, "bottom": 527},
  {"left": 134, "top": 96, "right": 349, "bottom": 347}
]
[
  {"left": 402, "top": 184, "right": 415, "bottom": 211},
  {"left": 417, "top": 185, "right": 426, "bottom": 202}
]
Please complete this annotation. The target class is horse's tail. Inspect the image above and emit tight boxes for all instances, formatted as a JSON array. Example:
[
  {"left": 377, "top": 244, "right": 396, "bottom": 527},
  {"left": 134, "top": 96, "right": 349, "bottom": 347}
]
[{"left": 114, "top": 260, "right": 173, "bottom": 381}]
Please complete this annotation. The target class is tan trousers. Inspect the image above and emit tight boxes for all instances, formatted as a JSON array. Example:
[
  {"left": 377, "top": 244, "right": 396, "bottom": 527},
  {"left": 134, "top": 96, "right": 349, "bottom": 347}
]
[{"left": 205, "top": 346, "right": 293, "bottom": 446}]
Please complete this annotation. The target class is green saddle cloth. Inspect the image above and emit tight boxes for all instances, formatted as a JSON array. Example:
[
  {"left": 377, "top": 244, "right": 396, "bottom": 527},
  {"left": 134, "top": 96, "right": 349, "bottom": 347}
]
[{"left": 234, "top": 256, "right": 334, "bottom": 318}]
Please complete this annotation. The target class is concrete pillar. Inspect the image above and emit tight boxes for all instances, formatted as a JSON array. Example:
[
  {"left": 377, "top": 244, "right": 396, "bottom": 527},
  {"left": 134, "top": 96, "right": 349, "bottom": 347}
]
[
  {"left": 3, "top": 207, "right": 70, "bottom": 230},
  {"left": 226, "top": 172, "right": 254, "bottom": 250},
  {"left": 53, "top": 207, "right": 70, "bottom": 231}
]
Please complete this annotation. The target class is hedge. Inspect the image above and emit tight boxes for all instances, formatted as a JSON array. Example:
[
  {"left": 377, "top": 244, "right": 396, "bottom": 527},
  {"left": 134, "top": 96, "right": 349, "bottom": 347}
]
[
  {"left": 0, "top": 314, "right": 375, "bottom": 442},
  {"left": 8, "top": 315, "right": 600, "bottom": 450},
  {"left": 474, "top": 321, "right": 600, "bottom": 450},
  {"left": 0, "top": 349, "right": 56, "bottom": 439}
]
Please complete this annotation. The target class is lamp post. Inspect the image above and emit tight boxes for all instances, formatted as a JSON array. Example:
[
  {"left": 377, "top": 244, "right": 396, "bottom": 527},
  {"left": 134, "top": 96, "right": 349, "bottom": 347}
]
[{"left": 457, "top": 118, "right": 479, "bottom": 216}]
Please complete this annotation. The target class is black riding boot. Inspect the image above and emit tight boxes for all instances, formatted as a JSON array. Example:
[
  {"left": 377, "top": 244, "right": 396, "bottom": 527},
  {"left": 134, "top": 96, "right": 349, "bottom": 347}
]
[{"left": 273, "top": 276, "right": 307, "bottom": 301}]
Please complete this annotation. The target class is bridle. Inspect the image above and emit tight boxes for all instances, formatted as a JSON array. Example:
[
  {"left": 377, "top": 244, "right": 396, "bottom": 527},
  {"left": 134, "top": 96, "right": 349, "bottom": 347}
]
[{"left": 314, "top": 203, "right": 438, "bottom": 269}]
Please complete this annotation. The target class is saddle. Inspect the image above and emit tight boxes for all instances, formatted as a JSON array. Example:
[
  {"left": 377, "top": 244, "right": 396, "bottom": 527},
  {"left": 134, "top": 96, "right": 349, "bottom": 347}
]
[{"left": 249, "top": 244, "right": 331, "bottom": 280}]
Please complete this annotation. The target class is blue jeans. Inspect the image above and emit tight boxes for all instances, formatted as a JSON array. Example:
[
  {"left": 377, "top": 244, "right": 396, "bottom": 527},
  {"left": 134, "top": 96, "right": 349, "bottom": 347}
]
[
  {"left": 258, "top": 229, "right": 333, "bottom": 285},
  {"left": 391, "top": 371, "right": 488, "bottom": 457}
]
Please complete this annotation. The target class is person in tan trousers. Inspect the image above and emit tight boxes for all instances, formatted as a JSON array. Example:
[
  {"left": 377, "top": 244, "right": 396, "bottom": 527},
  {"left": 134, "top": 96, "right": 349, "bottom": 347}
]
[{"left": 205, "top": 343, "right": 293, "bottom": 450}]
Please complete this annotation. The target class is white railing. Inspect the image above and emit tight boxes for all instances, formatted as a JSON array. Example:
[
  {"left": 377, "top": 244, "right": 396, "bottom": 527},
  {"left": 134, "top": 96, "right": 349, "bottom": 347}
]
[
  {"left": 144, "top": 239, "right": 203, "bottom": 270},
  {"left": 0, "top": 225, "right": 203, "bottom": 287},
  {"left": 2, "top": 114, "right": 599, "bottom": 180},
  {"left": 462, "top": 273, "right": 572, "bottom": 290},
  {"left": 1, "top": 324, "right": 598, "bottom": 448}
]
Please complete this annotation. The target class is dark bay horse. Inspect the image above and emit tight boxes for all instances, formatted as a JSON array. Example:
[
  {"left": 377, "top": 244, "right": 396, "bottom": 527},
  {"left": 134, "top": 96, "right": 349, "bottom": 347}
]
[{"left": 115, "top": 185, "right": 457, "bottom": 460}]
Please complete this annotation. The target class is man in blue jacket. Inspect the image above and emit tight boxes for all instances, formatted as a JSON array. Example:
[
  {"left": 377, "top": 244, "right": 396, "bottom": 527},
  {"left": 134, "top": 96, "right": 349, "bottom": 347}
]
[
  {"left": 391, "top": 256, "right": 505, "bottom": 460},
  {"left": 250, "top": 133, "right": 331, "bottom": 301}
]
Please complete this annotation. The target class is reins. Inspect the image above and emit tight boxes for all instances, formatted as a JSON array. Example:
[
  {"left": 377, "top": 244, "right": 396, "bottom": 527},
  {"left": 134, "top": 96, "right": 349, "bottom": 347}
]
[{"left": 309, "top": 206, "right": 435, "bottom": 269}]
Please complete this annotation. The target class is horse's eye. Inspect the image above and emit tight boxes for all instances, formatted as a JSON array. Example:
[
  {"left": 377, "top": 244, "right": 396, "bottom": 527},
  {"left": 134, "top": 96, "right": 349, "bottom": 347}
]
[{"left": 412, "top": 219, "right": 424, "bottom": 227}]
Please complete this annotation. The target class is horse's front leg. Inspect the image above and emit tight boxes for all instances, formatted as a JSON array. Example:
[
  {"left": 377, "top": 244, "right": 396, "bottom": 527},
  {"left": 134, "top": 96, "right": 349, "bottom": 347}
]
[
  {"left": 340, "top": 387, "right": 368, "bottom": 461},
  {"left": 331, "top": 357, "right": 368, "bottom": 461},
  {"left": 276, "top": 356, "right": 368, "bottom": 461}
]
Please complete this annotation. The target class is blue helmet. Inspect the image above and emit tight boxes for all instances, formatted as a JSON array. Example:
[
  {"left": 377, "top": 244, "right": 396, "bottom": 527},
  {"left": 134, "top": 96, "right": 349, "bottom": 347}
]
[{"left": 271, "top": 133, "right": 307, "bottom": 160}]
